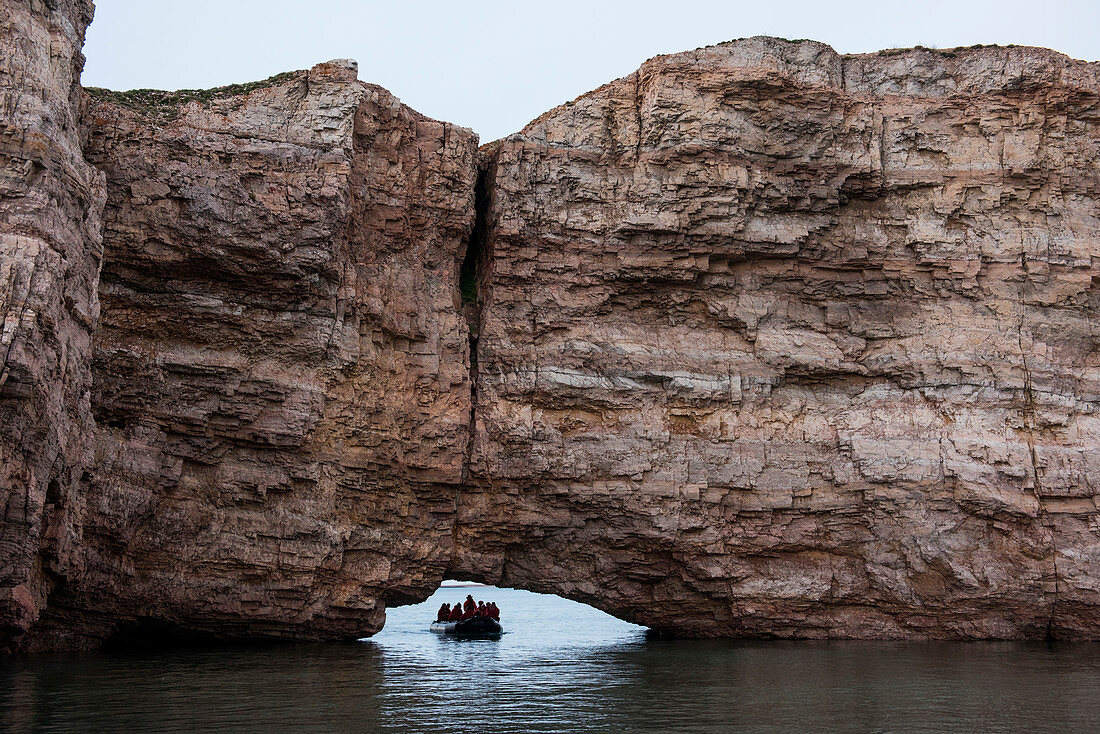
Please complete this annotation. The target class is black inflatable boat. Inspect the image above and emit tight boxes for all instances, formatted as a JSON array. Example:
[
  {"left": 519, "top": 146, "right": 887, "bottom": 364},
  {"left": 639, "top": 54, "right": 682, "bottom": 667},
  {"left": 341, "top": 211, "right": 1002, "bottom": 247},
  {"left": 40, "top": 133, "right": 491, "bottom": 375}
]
[{"left": 429, "top": 617, "right": 503, "bottom": 637}]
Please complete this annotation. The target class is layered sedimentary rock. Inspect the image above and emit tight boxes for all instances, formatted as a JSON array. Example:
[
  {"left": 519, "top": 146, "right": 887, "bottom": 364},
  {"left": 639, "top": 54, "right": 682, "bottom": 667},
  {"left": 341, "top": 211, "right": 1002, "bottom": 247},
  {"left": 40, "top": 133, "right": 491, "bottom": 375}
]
[
  {"left": 0, "top": 0, "right": 104, "bottom": 650},
  {"left": 20, "top": 61, "right": 478, "bottom": 649},
  {"left": 4, "top": 19, "right": 1100, "bottom": 650},
  {"left": 454, "top": 39, "right": 1100, "bottom": 638}
]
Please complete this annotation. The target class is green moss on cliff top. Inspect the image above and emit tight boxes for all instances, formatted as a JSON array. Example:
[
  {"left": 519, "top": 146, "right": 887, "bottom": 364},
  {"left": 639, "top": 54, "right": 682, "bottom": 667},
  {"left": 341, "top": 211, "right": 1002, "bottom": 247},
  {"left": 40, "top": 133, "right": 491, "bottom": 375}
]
[
  {"left": 875, "top": 43, "right": 1020, "bottom": 59},
  {"left": 85, "top": 70, "right": 301, "bottom": 120}
]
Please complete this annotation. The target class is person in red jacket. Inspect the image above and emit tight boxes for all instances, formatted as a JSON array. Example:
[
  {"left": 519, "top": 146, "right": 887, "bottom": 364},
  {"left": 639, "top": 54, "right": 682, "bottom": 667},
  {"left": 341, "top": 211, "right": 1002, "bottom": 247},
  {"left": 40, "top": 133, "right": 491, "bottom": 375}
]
[
  {"left": 488, "top": 602, "right": 500, "bottom": 621},
  {"left": 476, "top": 601, "right": 487, "bottom": 617},
  {"left": 437, "top": 603, "right": 450, "bottom": 622},
  {"left": 462, "top": 594, "right": 476, "bottom": 619},
  {"left": 449, "top": 604, "right": 463, "bottom": 621}
]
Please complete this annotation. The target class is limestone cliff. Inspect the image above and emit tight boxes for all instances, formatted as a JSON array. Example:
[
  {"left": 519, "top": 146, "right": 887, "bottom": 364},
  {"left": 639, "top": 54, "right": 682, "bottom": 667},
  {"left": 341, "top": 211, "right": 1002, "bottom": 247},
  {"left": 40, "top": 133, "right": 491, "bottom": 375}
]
[
  {"left": 0, "top": 0, "right": 104, "bottom": 650},
  {"left": 457, "top": 39, "right": 1100, "bottom": 638},
  {"left": 2, "top": 12, "right": 1100, "bottom": 650}
]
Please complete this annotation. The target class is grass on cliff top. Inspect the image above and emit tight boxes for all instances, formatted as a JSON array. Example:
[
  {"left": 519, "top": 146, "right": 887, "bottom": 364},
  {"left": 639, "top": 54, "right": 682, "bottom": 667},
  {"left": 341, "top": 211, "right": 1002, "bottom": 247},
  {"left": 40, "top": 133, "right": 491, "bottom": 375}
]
[
  {"left": 85, "top": 70, "right": 300, "bottom": 120},
  {"left": 875, "top": 43, "right": 1019, "bottom": 58}
]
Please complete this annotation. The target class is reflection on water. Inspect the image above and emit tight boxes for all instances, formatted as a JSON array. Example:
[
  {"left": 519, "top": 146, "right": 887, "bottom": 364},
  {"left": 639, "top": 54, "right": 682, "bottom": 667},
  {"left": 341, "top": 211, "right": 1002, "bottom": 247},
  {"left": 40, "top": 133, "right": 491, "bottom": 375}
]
[{"left": 3, "top": 586, "right": 1100, "bottom": 732}]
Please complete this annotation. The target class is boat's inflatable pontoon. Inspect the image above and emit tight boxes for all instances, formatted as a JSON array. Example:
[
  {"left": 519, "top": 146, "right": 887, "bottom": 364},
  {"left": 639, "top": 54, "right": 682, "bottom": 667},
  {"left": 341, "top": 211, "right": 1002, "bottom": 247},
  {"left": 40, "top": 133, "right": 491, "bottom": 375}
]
[{"left": 430, "top": 617, "right": 503, "bottom": 636}]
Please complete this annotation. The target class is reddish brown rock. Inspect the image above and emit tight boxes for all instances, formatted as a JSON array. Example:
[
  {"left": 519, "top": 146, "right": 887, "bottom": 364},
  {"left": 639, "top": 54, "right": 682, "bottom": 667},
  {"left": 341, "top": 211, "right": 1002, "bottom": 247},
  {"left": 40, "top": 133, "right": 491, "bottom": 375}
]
[
  {"left": 4, "top": 26, "right": 1100, "bottom": 650},
  {"left": 21, "top": 60, "right": 478, "bottom": 650},
  {"left": 0, "top": 0, "right": 105, "bottom": 650},
  {"left": 453, "top": 39, "right": 1100, "bottom": 638}
]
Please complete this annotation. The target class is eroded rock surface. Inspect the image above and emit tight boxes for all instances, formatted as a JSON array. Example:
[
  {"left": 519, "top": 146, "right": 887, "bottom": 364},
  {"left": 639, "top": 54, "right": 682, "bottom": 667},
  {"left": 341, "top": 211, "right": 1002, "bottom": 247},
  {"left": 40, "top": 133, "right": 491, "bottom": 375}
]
[
  {"left": 22, "top": 61, "right": 478, "bottom": 650},
  {"left": 3, "top": 24, "right": 1100, "bottom": 650},
  {"left": 454, "top": 39, "right": 1100, "bottom": 638},
  {"left": 0, "top": 0, "right": 104, "bottom": 650}
]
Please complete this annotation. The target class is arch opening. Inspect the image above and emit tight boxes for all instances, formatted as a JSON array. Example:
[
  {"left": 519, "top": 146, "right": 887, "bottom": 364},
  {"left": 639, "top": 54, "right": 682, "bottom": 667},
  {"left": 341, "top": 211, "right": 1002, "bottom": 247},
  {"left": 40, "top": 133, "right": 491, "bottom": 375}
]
[{"left": 373, "top": 579, "right": 647, "bottom": 646}]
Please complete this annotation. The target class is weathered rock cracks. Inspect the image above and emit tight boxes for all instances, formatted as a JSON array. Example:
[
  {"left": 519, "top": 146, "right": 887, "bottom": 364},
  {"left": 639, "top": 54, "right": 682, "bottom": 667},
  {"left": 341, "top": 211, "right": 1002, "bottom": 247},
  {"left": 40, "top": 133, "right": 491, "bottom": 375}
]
[
  {"left": 0, "top": 0, "right": 104, "bottom": 650},
  {"left": 1, "top": 3, "right": 1099, "bottom": 650},
  {"left": 459, "top": 40, "right": 1100, "bottom": 639}
]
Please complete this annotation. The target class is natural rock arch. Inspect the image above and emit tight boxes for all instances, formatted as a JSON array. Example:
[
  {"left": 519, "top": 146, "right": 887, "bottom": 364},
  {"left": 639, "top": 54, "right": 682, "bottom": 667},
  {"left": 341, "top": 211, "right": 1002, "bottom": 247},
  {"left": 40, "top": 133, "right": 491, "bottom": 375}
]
[{"left": 3, "top": 1, "right": 1099, "bottom": 651}]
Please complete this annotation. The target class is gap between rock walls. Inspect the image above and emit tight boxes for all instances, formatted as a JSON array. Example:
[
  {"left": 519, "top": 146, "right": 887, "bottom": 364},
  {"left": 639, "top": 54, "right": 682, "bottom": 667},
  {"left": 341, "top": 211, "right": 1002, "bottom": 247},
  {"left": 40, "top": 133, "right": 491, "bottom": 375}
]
[{"left": 453, "top": 151, "right": 496, "bottom": 550}]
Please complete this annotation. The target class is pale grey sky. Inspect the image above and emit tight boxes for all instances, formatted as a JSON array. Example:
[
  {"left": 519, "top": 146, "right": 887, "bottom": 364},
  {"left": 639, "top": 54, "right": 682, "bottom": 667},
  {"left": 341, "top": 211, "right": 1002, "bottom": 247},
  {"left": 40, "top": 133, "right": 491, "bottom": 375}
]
[{"left": 83, "top": 0, "right": 1100, "bottom": 143}]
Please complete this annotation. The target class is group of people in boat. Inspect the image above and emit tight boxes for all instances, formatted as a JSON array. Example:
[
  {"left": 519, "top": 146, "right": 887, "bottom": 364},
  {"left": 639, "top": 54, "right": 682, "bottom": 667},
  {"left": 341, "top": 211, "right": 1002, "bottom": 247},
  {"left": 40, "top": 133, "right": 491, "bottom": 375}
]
[{"left": 437, "top": 594, "right": 500, "bottom": 622}]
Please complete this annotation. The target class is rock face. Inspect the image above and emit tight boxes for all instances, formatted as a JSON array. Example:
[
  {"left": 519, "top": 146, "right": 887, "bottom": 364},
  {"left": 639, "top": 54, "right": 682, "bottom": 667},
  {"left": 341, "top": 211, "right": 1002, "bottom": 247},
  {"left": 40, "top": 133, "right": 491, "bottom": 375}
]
[
  {"left": 455, "top": 39, "right": 1100, "bottom": 638},
  {"left": 3, "top": 18, "right": 1100, "bottom": 650},
  {"left": 27, "top": 61, "right": 478, "bottom": 649},
  {"left": 0, "top": 0, "right": 104, "bottom": 650}
]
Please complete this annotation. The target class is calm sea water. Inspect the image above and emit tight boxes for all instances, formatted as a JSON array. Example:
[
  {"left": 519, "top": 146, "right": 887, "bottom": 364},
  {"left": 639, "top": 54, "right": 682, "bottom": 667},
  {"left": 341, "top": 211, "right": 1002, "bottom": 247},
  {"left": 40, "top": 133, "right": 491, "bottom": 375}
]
[{"left": 3, "top": 585, "right": 1100, "bottom": 733}]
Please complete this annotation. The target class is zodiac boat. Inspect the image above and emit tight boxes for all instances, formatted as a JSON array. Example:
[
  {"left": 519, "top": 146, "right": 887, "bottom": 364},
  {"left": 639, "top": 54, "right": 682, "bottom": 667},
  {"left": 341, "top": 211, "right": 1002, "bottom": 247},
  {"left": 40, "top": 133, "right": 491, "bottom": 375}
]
[{"left": 430, "top": 617, "right": 503, "bottom": 636}]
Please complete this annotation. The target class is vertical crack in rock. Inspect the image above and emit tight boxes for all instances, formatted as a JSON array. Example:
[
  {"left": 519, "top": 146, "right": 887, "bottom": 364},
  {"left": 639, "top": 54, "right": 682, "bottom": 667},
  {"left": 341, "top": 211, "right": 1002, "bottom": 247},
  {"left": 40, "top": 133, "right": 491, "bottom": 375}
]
[
  {"left": 1016, "top": 311, "right": 1060, "bottom": 639},
  {"left": 454, "top": 151, "right": 495, "bottom": 554}
]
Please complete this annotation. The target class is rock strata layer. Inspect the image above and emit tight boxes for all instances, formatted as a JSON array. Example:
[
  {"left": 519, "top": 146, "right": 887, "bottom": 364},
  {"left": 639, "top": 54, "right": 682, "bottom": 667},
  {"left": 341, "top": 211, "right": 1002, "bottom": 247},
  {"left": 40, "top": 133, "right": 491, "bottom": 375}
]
[
  {"left": 457, "top": 39, "right": 1100, "bottom": 638},
  {"left": 1, "top": 13, "right": 1100, "bottom": 650},
  {"left": 0, "top": 0, "right": 104, "bottom": 650},
  {"left": 35, "top": 61, "right": 479, "bottom": 650}
]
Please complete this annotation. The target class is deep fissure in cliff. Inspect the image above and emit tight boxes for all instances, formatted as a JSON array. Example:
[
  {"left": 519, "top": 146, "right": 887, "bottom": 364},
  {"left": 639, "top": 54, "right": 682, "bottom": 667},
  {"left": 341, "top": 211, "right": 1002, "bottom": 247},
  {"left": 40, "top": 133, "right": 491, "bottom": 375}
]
[
  {"left": 453, "top": 152, "right": 495, "bottom": 554},
  {"left": 460, "top": 151, "right": 494, "bottom": 322},
  {"left": 459, "top": 181, "right": 485, "bottom": 310}
]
